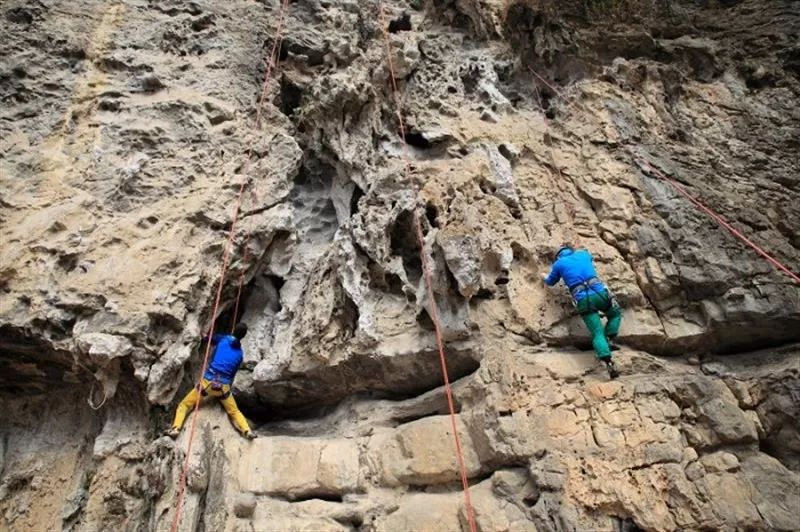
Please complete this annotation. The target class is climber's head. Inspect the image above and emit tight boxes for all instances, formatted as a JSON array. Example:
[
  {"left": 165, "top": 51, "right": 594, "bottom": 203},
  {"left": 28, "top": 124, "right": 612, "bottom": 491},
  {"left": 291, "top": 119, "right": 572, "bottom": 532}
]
[
  {"left": 233, "top": 322, "right": 248, "bottom": 340},
  {"left": 554, "top": 243, "right": 574, "bottom": 261}
]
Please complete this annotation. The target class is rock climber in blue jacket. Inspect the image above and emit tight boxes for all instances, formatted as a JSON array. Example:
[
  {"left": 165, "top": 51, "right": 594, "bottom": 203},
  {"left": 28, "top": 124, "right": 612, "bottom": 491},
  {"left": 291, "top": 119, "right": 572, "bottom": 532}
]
[
  {"left": 168, "top": 323, "right": 255, "bottom": 439},
  {"left": 543, "top": 244, "right": 622, "bottom": 379}
]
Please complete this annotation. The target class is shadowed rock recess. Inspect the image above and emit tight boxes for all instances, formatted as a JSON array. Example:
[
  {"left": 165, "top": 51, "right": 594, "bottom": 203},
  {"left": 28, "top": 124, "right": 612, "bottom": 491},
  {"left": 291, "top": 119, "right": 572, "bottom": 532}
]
[{"left": 1, "top": 0, "right": 798, "bottom": 530}]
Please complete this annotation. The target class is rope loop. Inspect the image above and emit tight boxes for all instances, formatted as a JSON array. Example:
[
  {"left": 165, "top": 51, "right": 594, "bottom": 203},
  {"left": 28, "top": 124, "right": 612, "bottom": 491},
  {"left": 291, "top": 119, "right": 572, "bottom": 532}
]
[{"left": 87, "top": 380, "right": 109, "bottom": 411}]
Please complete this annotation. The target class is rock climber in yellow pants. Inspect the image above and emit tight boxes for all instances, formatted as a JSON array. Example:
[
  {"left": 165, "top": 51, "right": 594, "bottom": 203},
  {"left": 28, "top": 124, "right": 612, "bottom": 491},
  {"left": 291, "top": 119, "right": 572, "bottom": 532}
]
[{"left": 168, "top": 323, "right": 256, "bottom": 440}]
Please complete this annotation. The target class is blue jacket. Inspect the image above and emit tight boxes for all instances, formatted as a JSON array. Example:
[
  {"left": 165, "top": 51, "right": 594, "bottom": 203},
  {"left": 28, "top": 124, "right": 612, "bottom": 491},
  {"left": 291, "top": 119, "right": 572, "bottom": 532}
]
[
  {"left": 544, "top": 248, "right": 606, "bottom": 301},
  {"left": 203, "top": 334, "right": 243, "bottom": 385}
]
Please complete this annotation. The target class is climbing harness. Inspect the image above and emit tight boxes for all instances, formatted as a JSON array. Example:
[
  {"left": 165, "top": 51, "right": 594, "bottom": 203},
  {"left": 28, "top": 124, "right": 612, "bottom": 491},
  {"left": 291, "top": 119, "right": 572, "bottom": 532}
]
[
  {"left": 169, "top": 1, "right": 291, "bottom": 531},
  {"left": 569, "top": 276, "right": 603, "bottom": 299},
  {"left": 377, "top": 4, "right": 478, "bottom": 532},
  {"left": 200, "top": 373, "right": 231, "bottom": 399},
  {"left": 527, "top": 65, "right": 800, "bottom": 285},
  {"left": 569, "top": 277, "right": 618, "bottom": 316}
]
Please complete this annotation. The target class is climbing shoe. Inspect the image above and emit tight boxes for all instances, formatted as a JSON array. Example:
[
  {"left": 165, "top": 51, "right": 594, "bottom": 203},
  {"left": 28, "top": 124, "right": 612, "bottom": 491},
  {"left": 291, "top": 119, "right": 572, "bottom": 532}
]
[
  {"left": 243, "top": 431, "right": 257, "bottom": 441},
  {"left": 605, "top": 359, "right": 620, "bottom": 379},
  {"left": 607, "top": 337, "right": 621, "bottom": 351},
  {"left": 167, "top": 427, "right": 180, "bottom": 439}
]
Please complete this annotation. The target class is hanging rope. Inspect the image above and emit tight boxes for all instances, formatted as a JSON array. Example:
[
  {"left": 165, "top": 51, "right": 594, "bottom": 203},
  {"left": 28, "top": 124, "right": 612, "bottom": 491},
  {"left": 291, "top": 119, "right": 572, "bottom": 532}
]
[
  {"left": 169, "top": 2, "right": 291, "bottom": 531},
  {"left": 72, "top": 359, "right": 110, "bottom": 411},
  {"left": 377, "top": 4, "right": 478, "bottom": 532},
  {"left": 230, "top": 0, "right": 294, "bottom": 331},
  {"left": 634, "top": 159, "right": 800, "bottom": 284},
  {"left": 87, "top": 380, "right": 109, "bottom": 411},
  {"left": 526, "top": 64, "right": 799, "bottom": 285}
]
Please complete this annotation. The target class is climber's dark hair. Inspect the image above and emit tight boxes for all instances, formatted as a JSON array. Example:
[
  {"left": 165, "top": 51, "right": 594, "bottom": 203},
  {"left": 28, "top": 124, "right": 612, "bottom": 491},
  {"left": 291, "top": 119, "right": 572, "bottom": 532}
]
[{"left": 233, "top": 322, "right": 248, "bottom": 340}]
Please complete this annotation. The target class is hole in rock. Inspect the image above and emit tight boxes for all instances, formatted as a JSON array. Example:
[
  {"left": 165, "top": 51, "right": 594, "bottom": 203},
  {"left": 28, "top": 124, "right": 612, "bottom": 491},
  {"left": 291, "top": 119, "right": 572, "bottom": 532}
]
[
  {"left": 98, "top": 99, "right": 120, "bottom": 112},
  {"left": 278, "top": 41, "right": 289, "bottom": 61},
  {"left": 390, "top": 211, "right": 422, "bottom": 283},
  {"left": 0, "top": 326, "right": 83, "bottom": 395},
  {"left": 208, "top": 273, "right": 285, "bottom": 338},
  {"left": 479, "top": 178, "right": 497, "bottom": 196},
  {"left": 266, "top": 274, "right": 286, "bottom": 293},
  {"left": 425, "top": 203, "right": 439, "bottom": 228},
  {"left": 388, "top": 12, "right": 412, "bottom": 33},
  {"left": 668, "top": 128, "right": 689, "bottom": 143},
  {"left": 531, "top": 81, "right": 557, "bottom": 114},
  {"left": 141, "top": 75, "right": 165, "bottom": 93},
  {"left": 368, "top": 263, "right": 407, "bottom": 298},
  {"left": 386, "top": 272, "right": 406, "bottom": 297},
  {"left": 443, "top": 258, "right": 462, "bottom": 295},
  {"left": 498, "top": 144, "right": 514, "bottom": 161},
  {"left": 495, "top": 269, "right": 510, "bottom": 285},
  {"left": 460, "top": 64, "right": 481, "bottom": 94},
  {"left": 349, "top": 184, "right": 365, "bottom": 217},
  {"left": 289, "top": 493, "right": 344, "bottom": 504},
  {"left": 334, "top": 515, "right": 364, "bottom": 529},
  {"left": 147, "top": 311, "right": 184, "bottom": 345},
  {"left": 404, "top": 131, "right": 432, "bottom": 150},
  {"left": 337, "top": 294, "right": 359, "bottom": 338},
  {"left": 57, "top": 253, "right": 79, "bottom": 272},
  {"left": 416, "top": 308, "right": 436, "bottom": 331},
  {"left": 6, "top": 8, "right": 34, "bottom": 24},
  {"left": 616, "top": 517, "right": 645, "bottom": 532},
  {"left": 238, "top": 349, "right": 481, "bottom": 424},
  {"left": 523, "top": 492, "right": 540, "bottom": 507},
  {"left": 511, "top": 242, "right": 532, "bottom": 263},
  {"left": 474, "top": 288, "right": 494, "bottom": 299},
  {"left": 190, "top": 14, "right": 215, "bottom": 32},
  {"left": 280, "top": 77, "right": 304, "bottom": 117},
  {"left": 758, "top": 434, "right": 798, "bottom": 471}
]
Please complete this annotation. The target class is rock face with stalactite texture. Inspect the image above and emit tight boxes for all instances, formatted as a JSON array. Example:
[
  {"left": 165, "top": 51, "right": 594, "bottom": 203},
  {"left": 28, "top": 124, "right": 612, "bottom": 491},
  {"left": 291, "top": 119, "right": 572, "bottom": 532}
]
[{"left": 0, "top": 0, "right": 798, "bottom": 530}]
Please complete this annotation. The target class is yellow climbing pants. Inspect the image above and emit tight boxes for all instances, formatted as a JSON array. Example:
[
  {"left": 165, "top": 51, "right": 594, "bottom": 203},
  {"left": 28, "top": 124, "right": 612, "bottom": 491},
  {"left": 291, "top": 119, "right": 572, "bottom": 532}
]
[{"left": 171, "top": 379, "right": 251, "bottom": 434}]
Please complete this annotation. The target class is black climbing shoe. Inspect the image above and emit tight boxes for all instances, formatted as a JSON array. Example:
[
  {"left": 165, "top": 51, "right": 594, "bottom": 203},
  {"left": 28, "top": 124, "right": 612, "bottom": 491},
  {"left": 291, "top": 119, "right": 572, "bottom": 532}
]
[
  {"left": 605, "top": 359, "right": 620, "bottom": 379},
  {"left": 167, "top": 427, "right": 180, "bottom": 439},
  {"left": 607, "top": 337, "right": 621, "bottom": 351},
  {"left": 243, "top": 431, "right": 257, "bottom": 441}
]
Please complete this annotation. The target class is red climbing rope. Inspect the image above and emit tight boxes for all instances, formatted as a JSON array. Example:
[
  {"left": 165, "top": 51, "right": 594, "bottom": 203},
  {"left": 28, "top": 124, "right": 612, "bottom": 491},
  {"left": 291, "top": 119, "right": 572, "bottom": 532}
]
[
  {"left": 526, "top": 65, "right": 800, "bottom": 285},
  {"left": 637, "top": 161, "right": 800, "bottom": 284},
  {"left": 169, "top": 2, "right": 291, "bottom": 531},
  {"left": 377, "top": 5, "right": 478, "bottom": 532}
]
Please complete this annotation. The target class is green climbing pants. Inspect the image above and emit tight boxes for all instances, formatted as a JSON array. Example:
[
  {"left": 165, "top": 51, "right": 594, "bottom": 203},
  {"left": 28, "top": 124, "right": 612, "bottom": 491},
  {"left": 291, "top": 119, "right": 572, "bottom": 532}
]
[{"left": 576, "top": 289, "right": 622, "bottom": 360}]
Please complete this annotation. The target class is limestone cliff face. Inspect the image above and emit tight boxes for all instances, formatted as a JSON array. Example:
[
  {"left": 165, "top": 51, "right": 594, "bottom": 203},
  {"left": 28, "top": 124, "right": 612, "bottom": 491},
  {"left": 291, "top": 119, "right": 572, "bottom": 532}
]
[{"left": 1, "top": 0, "right": 798, "bottom": 530}]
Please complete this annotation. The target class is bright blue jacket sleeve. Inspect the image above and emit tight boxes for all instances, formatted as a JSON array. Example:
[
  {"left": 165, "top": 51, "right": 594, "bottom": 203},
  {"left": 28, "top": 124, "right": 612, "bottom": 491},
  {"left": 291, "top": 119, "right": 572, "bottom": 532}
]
[{"left": 544, "top": 263, "right": 561, "bottom": 286}]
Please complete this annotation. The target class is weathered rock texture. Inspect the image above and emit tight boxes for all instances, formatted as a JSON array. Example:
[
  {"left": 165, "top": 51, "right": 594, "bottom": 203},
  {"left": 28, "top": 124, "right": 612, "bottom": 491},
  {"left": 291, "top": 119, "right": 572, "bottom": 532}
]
[{"left": 1, "top": 0, "right": 799, "bottom": 530}]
